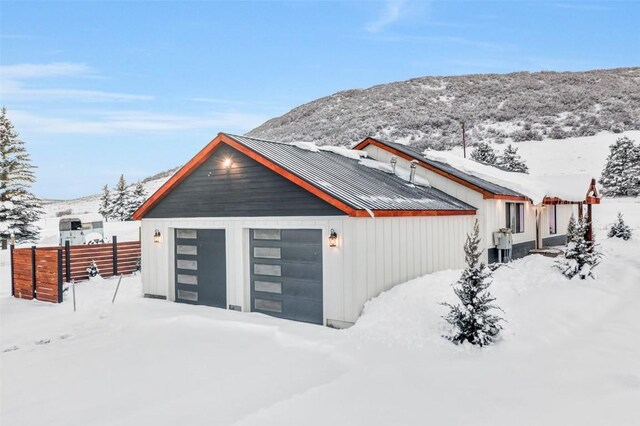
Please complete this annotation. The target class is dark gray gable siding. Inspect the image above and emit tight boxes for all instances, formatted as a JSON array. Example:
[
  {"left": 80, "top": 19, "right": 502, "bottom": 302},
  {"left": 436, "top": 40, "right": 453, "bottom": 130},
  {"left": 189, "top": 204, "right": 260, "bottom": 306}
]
[{"left": 145, "top": 144, "right": 346, "bottom": 218}]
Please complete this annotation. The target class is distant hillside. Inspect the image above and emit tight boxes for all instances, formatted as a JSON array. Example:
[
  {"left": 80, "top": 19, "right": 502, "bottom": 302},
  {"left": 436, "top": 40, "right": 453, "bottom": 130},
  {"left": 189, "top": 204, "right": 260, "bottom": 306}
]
[{"left": 248, "top": 67, "right": 640, "bottom": 149}]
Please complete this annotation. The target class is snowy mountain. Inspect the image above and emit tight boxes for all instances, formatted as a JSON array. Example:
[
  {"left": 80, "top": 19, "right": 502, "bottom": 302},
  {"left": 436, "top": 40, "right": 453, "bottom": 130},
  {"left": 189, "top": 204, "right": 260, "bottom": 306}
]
[{"left": 248, "top": 67, "right": 640, "bottom": 150}]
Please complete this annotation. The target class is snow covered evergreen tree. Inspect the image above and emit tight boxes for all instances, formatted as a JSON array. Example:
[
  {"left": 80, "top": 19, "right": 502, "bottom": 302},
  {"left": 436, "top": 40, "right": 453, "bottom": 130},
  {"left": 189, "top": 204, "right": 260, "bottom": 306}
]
[
  {"left": 470, "top": 142, "right": 498, "bottom": 165},
  {"left": 566, "top": 214, "right": 577, "bottom": 243},
  {"left": 126, "top": 181, "right": 147, "bottom": 218},
  {"left": 98, "top": 184, "right": 112, "bottom": 221},
  {"left": 599, "top": 136, "right": 640, "bottom": 197},
  {"left": 109, "top": 175, "right": 130, "bottom": 221},
  {"left": 498, "top": 144, "right": 529, "bottom": 173},
  {"left": 556, "top": 215, "right": 601, "bottom": 280},
  {"left": 86, "top": 260, "right": 100, "bottom": 277},
  {"left": 0, "top": 106, "right": 43, "bottom": 243},
  {"left": 442, "top": 220, "right": 504, "bottom": 347},
  {"left": 608, "top": 212, "right": 632, "bottom": 240}
]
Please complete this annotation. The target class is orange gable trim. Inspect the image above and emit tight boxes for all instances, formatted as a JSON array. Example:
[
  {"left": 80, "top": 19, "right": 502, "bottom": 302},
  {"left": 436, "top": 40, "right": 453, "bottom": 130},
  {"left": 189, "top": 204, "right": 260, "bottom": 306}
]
[
  {"left": 132, "top": 134, "right": 477, "bottom": 220},
  {"left": 355, "top": 138, "right": 530, "bottom": 202}
]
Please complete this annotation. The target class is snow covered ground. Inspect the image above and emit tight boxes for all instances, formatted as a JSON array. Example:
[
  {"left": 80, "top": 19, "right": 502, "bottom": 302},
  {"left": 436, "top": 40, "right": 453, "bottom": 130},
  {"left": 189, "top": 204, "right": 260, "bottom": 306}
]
[
  {"left": 1, "top": 198, "right": 639, "bottom": 425},
  {"left": 1, "top": 133, "right": 640, "bottom": 425}
]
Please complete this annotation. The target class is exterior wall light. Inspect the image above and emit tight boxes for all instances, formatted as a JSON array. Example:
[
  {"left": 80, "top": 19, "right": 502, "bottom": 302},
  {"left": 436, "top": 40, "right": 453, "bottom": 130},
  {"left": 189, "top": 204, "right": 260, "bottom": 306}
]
[
  {"left": 223, "top": 157, "right": 232, "bottom": 169},
  {"left": 328, "top": 229, "right": 338, "bottom": 247},
  {"left": 153, "top": 229, "right": 162, "bottom": 244}
]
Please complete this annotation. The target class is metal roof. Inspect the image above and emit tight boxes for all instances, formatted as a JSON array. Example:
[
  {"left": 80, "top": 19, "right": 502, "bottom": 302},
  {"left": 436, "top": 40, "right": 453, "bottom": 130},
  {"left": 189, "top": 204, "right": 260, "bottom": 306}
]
[
  {"left": 224, "top": 134, "right": 476, "bottom": 212},
  {"left": 364, "top": 139, "right": 525, "bottom": 197}
]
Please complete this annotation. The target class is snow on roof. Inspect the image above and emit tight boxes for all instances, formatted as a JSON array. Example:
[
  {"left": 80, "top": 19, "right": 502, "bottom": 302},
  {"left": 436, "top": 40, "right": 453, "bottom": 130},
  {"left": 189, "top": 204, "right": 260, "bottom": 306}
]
[
  {"left": 423, "top": 150, "right": 591, "bottom": 204},
  {"left": 359, "top": 158, "right": 431, "bottom": 187},
  {"left": 291, "top": 141, "right": 368, "bottom": 160}
]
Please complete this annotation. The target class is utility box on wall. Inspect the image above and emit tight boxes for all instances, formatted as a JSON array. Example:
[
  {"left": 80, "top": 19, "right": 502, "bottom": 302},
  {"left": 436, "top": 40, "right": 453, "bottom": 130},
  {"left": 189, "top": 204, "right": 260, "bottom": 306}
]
[{"left": 493, "top": 229, "right": 513, "bottom": 250}]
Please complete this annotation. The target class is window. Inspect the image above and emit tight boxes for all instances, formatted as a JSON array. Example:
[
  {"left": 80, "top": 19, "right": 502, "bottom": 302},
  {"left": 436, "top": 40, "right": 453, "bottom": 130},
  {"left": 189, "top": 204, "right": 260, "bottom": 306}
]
[
  {"left": 506, "top": 202, "right": 525, "bottom": 233},
  {"left": 548, "top": 205, "right": 557, "bottom": 235},
  {"left": 253, "top": 229, "right": 281, "bottom": 240}
]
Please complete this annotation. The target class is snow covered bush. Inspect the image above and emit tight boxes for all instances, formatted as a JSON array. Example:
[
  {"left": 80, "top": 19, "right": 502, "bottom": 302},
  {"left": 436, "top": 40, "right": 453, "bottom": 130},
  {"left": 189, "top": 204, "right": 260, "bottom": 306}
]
[
  {"left": 442, "top": 220, "right": 504, "bottom": 347},
  {"left": 608, "top": 212, "right": 632, "bottom": 240},
  {"left": 498, "top": 144, "right": 529, "bottom": 173},
  {"left": 86, "top": 260, "right": 100, "bottom": 278},
  {"left": 470, "top": 142, "right": 498, "bottom": 165},
  {"left": 556, "top": 215, "right": 601, "bottom": 280},
  {"left": 599, "top": 136, "right": 640, "bottom": 197}
]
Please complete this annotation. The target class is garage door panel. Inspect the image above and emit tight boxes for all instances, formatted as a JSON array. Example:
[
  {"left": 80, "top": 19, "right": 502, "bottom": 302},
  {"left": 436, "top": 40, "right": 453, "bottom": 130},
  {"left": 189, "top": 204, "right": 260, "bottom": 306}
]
[
  {"left": 281, "top": 263, "right": 322, "bottom": 281},
  {"left": 280, "top": 246, "right": 322, "bottom": 262},
  {"left": 250, "top": 228, "right": 323, "bottom": 325},
  {"left": 175, "top": 229, "right": 227, "bottom": 308},
  {"left": 253, "top": 293, "right": 323, "bottom": 324}
]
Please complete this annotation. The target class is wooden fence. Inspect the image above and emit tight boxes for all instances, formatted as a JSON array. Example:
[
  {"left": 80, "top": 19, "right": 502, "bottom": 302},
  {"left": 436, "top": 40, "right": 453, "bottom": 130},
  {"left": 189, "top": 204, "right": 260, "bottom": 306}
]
[{"left": 11, "top": 238, "right": 141, "bottom": 303}]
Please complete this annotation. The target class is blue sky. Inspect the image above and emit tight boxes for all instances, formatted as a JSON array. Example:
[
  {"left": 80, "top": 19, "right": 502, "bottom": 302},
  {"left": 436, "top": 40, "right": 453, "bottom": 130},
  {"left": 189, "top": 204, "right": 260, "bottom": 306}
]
[{"left": 1, "top": 0, "right": 638, "bottom": 199}]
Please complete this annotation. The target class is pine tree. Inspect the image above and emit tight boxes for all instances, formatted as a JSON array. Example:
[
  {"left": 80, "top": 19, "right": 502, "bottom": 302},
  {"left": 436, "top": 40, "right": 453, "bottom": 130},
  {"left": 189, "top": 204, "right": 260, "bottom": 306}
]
[
  {"left": 566, "top": 214, "right": 577, "bottom": 243},
  {"left": 470, "top": 142, "right": 498, "bottom": 165},
  {"left": 498, "top": 144, "right": 529, "bottom": 173},
  {"left": 0, "top": 106, "right": 43, "bottom": 243},
  {"left": 109, "top": 175, "right": 129, "bottom": 221},
  {"left": 126, "top": 181, "right": 147, "bottom": 219},
  {"left": 442, "top": 220, "right": 504, "bottom": 347},
  {"left": 556, "top": 215, "right": 601, "bottom": 280},
  {"left": 600, "top": 137, "right": 640, "bottom": 197},
  {"left": 607, "top": 212, "right": 632, "bottom": 240},
  {"left": 98, "top": 184, "right": 112, "bottom": 221}
]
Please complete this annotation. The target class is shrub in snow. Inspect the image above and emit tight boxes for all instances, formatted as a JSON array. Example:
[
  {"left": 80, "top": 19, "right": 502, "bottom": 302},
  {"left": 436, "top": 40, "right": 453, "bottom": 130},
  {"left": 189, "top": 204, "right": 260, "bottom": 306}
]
[
  {"left": 0, "top": 106, "right": 43, "bottom": 243},
  {"left": 599, "top": 136, "right": 640, "bottom": 197},
  {"left": 442, "top": 220, "right": 504, "bottom": 347},
  {"left": 498, "top": 144, "right": 529, "bottom": 173},
  {"left": 608, "top": 212, "right": 632, "bottom": 240},
  {"left": 135, "top": 256, "right": 141, "bottom": 272},
  {"left": 470, "top": 142, "right": 498, "bottom": 165},
  {"left": 556, "top": 215, "right": 601, "bottom": 280},
  {"left": 86, "top": 260, "right": 100, "bottom": 277}
]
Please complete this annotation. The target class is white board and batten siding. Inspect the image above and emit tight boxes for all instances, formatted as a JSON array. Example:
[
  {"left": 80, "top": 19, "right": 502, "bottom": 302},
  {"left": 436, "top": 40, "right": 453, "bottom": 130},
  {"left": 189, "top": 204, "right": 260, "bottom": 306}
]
[
  {"left": 362, "top": 145, "right": 489, "bottom": 257},
  {"left": 141, "top": 214, "right": 475, "bottom": 326}
]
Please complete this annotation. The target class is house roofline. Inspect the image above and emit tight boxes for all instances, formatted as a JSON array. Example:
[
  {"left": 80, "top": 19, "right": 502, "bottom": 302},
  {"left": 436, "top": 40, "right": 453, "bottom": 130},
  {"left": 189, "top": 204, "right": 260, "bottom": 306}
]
[
  {"left": 354, "top": 137, "right": 529, "bottom": 201},
  {"left": 132, "top": 133, "right": 478, "bottom": 220}
]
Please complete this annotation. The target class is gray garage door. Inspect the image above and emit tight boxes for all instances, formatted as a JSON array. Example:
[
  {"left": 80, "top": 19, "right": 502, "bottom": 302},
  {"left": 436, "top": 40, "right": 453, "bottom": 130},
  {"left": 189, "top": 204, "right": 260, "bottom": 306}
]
[
  {"left": 174, "top": 229, "right": 226, "bottom": 308},
  {"left": 250, "top": 229, "right": 323, "bottom": 325}
]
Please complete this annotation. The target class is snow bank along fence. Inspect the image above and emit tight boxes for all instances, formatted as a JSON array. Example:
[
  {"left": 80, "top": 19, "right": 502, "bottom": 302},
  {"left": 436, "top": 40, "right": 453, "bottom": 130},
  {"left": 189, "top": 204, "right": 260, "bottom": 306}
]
[{"left": 10, "top": 237, "right": 141, "bottom": 303}]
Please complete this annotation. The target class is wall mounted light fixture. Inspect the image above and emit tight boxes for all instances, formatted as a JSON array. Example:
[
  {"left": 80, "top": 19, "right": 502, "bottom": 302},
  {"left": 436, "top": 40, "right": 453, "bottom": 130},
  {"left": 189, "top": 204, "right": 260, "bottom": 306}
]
[
  {"left": 223, "top": 157, "right": 232, "bottom": 169},
  {"left": 328, "top": 229, "right": 338, "bottom": 247},
  {"left": 153, "top": 229, "right": 162, "bottom": 244}
]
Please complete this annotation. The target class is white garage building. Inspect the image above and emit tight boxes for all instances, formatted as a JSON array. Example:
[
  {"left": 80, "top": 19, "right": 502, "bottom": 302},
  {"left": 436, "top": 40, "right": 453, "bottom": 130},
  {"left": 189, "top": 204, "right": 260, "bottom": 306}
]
[{"left": 133, "top": 133, "right": 599, "bottom": 327}]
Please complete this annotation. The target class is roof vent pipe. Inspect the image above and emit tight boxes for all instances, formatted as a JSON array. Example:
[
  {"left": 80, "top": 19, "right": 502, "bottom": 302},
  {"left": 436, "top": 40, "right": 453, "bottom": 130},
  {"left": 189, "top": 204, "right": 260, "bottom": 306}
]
[
  {"left": 409, "top": 161, "right": 418, "bottom": 183},
  {"left": 390, "top": 156, "right": 397, "bottom": 174}
]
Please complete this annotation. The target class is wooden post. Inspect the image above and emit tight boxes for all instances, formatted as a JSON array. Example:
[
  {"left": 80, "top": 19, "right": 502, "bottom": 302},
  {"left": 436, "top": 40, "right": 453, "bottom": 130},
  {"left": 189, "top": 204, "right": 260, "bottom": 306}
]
[
  {"left": 57, "top": 249, "right": 63, "bottom": 303},
  {"left": 578, "top": 202, "right": 583, "bottom": 221},
  {"left": 10, "top": 244, "right": 15, "bottom": 297},
  {"left": 112, "top": 236, "right": 118, "bottom": 276},
  {"left": 586, "top": 203, "right": 593, "bottom": 243},
  {"left": 65, "top": 240, "right": 71, "bottom": 283},
  {"left": 31, "top": 246, "right": 36, "bottom": 299}
]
